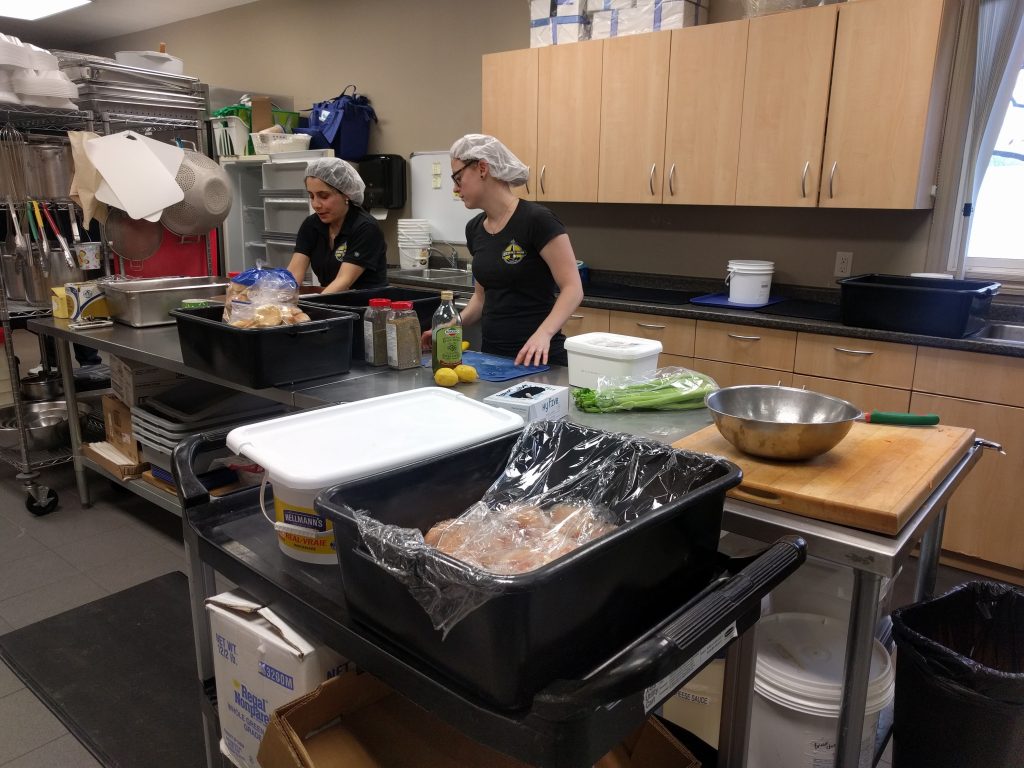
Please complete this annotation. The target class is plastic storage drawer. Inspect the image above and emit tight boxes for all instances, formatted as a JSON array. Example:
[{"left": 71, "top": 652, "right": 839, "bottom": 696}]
[
  {"left": 171, "top": 305, "right": 356, "bottom": 388},
  {"left": 839, "top": 274, "right": 1000, "bottom": 338},
  {"left": 319, "top": 423, "right": 741, "bottom": 710},
  {"left": 301, "top": 287, "right": 441, "bottom": 360}
]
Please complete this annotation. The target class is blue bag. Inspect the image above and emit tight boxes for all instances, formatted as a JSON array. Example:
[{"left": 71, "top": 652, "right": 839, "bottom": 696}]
[{"left": 300, "top": 85, "right": 378, "bottom": 160}]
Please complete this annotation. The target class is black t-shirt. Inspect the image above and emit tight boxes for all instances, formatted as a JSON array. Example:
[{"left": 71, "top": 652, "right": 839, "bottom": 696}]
[
  {"left": 294, "top": 205, "right": 387, "bottom": 290},
  {"left": 467, "top": 200, "right": 567, "bottom": 364}
]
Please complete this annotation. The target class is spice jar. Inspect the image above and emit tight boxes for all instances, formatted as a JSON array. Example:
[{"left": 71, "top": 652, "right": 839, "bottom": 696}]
[
  {"left": 363, "top": 298, "right": 392, "bottom": 366},
  {"left": 386, "top": 301, "right": 421, "bottom": 370}
]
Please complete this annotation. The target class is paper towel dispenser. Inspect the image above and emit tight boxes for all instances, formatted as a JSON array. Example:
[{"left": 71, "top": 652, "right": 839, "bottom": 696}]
[{"left": 355, "top": 154, "right": 406, "bottom": 209}]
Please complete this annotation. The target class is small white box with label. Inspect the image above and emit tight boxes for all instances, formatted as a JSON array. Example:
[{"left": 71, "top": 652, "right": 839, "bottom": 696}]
[{"left": 484, "top": 382, "right": 569, "bottom": 422}]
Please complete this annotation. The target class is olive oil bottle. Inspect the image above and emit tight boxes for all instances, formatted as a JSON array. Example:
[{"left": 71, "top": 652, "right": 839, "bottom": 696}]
[{"left": 431, "top": 290, "right": 463, "bottom": 372}]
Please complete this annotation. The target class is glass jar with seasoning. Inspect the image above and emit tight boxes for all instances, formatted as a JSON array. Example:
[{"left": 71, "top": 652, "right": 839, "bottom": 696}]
[
  {"left": 386, "top": 301, "right": 421, "bottom": 370},
  {"left": 363, "top": 298, "right": 392, "bottom": 366}
]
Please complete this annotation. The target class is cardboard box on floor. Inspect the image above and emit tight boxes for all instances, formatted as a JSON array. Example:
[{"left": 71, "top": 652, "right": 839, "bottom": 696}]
[
  {"left": 101, "top": 394, "right": 140, "bottom": 463},
  {"left": 258, "top": 669, "right": 700, "bottom": 768},
  {"left": 207, "top": 590, "right": 347, "bottom": 768}
]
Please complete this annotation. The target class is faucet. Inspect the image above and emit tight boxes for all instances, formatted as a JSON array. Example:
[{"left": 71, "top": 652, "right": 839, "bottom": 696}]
[{"left": 427, "top": 245, "right": 460, "bottom": 270}]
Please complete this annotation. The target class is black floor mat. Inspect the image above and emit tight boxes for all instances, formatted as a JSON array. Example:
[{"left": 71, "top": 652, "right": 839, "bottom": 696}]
[
  {"left": 0, "top": 572, "right": 206, "bottom": 768},
  {"left": 756, "top": 299, "right": 842, "bottom": 322}
]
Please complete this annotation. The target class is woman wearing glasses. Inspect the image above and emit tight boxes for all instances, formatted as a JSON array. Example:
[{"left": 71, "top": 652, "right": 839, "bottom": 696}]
[
  {"left": 287, "top": 157, "right": 387, "bottom": 293},
  {"left": 437, "top": 133, "right": 583, "bottom": 367}
]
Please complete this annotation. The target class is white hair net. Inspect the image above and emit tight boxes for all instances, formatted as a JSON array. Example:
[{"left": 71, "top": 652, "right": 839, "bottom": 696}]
[
  {"left": 305, "top": 158, "right": 365, "bottom": 205},
  {"left": 450, "top": 134, "right": 530, "bottom": 187}
]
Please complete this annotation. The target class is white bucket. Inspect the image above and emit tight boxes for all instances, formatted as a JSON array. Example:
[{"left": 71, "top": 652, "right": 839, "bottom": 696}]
[
  {"left": 261, "top": 479, "right": 336, "bottom": 565},
  {"left": 399, "top": 244, "right": 428, "bottom": 269},
  {"left": 763, "top": 556, "right": 897, "bottom": 624},
  {"left": 726, "top": 260, "right": 774, "bottom": 305},
  {"left": 748, "top": 613, "right": 895, "bottom": 768}
]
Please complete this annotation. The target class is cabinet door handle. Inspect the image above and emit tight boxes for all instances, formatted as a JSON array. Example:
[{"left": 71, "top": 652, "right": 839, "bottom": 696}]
[
  {"left": 801, "top": 161, "right": 810, "bottom": 198},
  {"left": 570, "top": 314, "right": 585, "bottom": 319},
  {"left": 637, "top": 322, "right": 666, "bottom": 329},
  {"left": 727, "top": 333, "right": 761, "bottom": 341},
  {"left": 829, "top": 161, "right": 837, "bottom": 199},
  {"left": 668, "top": 163, "right": 677, "bottom": 196},
  {"left": 540, "top": 165, "right": 547, "bottom": 195},
  {"left": 649, "top": 163, "right": 657, "bottom": 196},
  {"left": 833, "top": 346, "right": 874, "bottom": 356}
]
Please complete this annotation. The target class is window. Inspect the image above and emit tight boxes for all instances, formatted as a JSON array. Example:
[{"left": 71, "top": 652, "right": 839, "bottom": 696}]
[{"left": 965, "top": 65, "right": 1024, "bottom": 272}]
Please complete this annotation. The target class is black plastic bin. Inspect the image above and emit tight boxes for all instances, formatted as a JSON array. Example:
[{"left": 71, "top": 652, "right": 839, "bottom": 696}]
[
  {"left": 891, "top": 581, "right": 1024, "bottom": 768},
  {"left": 301, "top": 287, "right": 440, "bottom": 361},
  {"left": 170, "top": 305, "right": 357, "bottom": 388},
  {"left": 318, "top": 422, "right": 742, "bottom": 711},
  {"left": 839, "top": 274, "right": 1000, "bottom": 338}
]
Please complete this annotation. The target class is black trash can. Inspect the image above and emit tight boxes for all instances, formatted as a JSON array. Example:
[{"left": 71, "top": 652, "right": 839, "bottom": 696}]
[{"left": 891, "top": 581, "right": 1024, "bottom": 768}]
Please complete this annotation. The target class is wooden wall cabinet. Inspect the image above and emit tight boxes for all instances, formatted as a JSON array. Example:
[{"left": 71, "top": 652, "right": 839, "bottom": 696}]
[
  {"left": 537, "top": 40, "right": 604, "bottom": 202},
  {"left": 482, "top": 48, "right": 538, "bottom": 200}
]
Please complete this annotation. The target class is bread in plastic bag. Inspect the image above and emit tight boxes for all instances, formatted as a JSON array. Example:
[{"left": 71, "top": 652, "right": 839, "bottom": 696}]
[{"left": 222, "top": 266, "right": 309, "bottom": 327}]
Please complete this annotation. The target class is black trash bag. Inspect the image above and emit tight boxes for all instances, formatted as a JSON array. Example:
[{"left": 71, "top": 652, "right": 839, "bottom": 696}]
[{"left": 891, "top": 581, "right": 1024, "bottom": 768}]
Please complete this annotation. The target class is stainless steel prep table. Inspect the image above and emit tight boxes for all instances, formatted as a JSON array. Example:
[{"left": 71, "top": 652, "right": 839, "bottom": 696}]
[{"left": 28, "top": 316, "right": 985, "bottom": 768}]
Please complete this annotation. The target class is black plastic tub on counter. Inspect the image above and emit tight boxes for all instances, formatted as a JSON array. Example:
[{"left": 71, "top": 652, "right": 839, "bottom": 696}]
[
  {"left": 839, "top": 274, "right": 1001, "bottom": 338},
  {"left": 171, "top": 305, "right": 357, "bottom": 388},
  {"left": 318, "top": 422, "right": 742, "bottom": 711},
  {"left": 301, "top": 286, "right": 441, "bottom": 360}
]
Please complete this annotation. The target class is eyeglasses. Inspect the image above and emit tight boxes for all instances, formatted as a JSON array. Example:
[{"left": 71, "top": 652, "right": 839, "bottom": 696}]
[{"left": 451, "top": 160, "right": 478, "bottom": 187}]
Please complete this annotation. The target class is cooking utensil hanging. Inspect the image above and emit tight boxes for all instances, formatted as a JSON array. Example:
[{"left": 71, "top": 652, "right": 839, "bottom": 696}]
[
  {"left": 0, "top": 123, "right": 28, "bottom": 200},
  {"left": 161, "top": 149, "right": 233, "bottom": 236},
  {"left": 39, "top": 202, "right": 76, "bottom": 269},
  {"left": 106, "top": 207, "right": 163, "bottom": 262},
  {"left": 69, "top": 205, "right": 102, "bottom": 270}
]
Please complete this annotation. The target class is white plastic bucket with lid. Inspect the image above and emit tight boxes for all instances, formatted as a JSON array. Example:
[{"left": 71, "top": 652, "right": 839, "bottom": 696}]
[
  {"left": 748, "top": 612, "right": 895, "bottom": 768},
  {"left": 726, "top": 260, "right": 774, "bottom": 305},
  {"left": 399, "top": 244, "right": 428, "bottom": 269}
]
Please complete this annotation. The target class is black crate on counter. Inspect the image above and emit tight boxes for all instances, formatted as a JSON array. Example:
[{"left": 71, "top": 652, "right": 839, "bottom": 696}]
[
  {"left": 301, "top": 286, "right": 441, "bottom": 359},
  {"left": 839, "top": 274, "right": 1000, "bottom": 338},
  {"left": 170, "top": 305, "right": 357, "bottom": 388},
  {"left": 318, "top": 421, "right": 741, "bottom": 711}
]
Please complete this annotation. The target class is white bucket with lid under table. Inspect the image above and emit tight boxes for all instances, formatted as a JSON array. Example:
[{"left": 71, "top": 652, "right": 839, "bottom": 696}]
[{"left": 226, "top": 389, "right": 524, "bottom": 565}]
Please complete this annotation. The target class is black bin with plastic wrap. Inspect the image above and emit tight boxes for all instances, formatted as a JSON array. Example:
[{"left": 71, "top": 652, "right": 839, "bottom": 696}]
[
  {"left": 318, "top": 420, "right": 742, "bottom": 710},
  {"left": 891, "top": 581, "right": 1024, "bottom": 768}
]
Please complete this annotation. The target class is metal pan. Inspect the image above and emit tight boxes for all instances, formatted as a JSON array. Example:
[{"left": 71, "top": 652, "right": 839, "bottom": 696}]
[{"left": 106, "top": 208, "right": 163, "bottom": 261}]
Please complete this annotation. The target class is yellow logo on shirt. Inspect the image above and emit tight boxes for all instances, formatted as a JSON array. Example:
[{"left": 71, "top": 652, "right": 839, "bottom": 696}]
[
  {"left": 334, "top": 243, "right": 347, "bottom": 262},
  {"left": 502, "top": 240, "right": 525, "bottom": 265}
]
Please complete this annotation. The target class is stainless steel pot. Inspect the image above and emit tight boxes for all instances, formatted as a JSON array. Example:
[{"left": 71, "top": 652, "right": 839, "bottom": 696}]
[
  {"left": 705, "top": 385, "right": 862, "bottom": 461},
  {"left": 46, "top": 241, "right": 84, "bottom": 288},
  {"left": 20, "top": 372, "right": 63, "bottom": 401},
  {"left": 23, "top": 142, "right": 74, "bottom": 200},
  {"left": 22, "top": 244, "right": 51, "bottom": 306},
  {"left": 1, "top": 251, "right": 25, "bottom": 301}
]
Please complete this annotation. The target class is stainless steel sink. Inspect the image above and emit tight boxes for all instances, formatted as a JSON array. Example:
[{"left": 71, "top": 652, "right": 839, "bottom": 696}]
[
  {"left": 388, "top": 268, "right": 475, "bottom": 287},
  {"left": 977, "top": 323, "right": 1024, "bottom": 344}
]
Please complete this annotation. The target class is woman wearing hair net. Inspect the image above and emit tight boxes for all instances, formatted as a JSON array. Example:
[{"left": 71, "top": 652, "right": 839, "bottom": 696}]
[
  {"left": 287, "top": 157, "right": 387, "bottom": 293},
  {"left": 431, "top": 134, "right": 583, "bottom": 366}
]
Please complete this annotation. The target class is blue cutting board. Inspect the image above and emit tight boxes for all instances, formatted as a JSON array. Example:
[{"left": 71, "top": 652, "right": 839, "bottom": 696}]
[
  {"left": 690, "top": 292, "right": 786, "bottom": 309},
  {"left": 421, "top": 351, "right": 549, "bottom": 382}
]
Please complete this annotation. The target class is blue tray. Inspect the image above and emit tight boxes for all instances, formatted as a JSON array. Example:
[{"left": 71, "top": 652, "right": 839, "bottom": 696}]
[
  {"left": 690, "top": 293, "right": 786, "bottom": 309},
  {"left": 421, "top": 350, "right": 549, "bottom": 382}
]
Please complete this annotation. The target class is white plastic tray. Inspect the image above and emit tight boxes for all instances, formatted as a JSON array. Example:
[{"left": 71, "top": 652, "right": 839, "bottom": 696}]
[{"left": 226, "top": 389, "right": 524, "bottom": 491}]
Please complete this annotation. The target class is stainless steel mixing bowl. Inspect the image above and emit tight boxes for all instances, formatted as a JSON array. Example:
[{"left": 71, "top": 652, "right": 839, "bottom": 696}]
[
  {"left": 0, "top": 400, "right": 92, "bottom": 451},
  {"left": 705, "top": 385, "right": 863, "bottom": 460}
]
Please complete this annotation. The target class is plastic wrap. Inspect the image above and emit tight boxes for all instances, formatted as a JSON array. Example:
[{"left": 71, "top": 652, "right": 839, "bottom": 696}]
[
  {"left": 572, "top": 366, "right": 719, "bottom": 412},
  {"left": 350, "top": 419, "right": 735, "bottom": 635},
  {"left": 222, "top": 267, "right": 307, "bottom": 327}
]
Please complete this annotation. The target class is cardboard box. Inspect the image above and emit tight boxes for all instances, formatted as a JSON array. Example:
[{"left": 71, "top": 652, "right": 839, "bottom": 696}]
[
  {"left": 81, "top": 442, "right": 148, "bottom": 480},
  {"left": 660, "top": 658, "right": 724, "bottom": 749},
  {"left": 102, "top": 394, "right": 140, "bottom": 463},
  {"left": 530, "top": 0, "right": 554, "bottom": 19},
  {"left": 555, "top": 0, "right": 586, "bottom": 14},
  {"left": 51, "top": 282, "right": 109, "bottom": 321},
  {"left": 207, "top": 590, "right": 347, "bottom": 768},
  {"left": 484, "top": 382, "right": 569, "bottom": 422},
  {"left": 108, "top": 354, "right": 186, "bottom": 407},
  {"left": 531, "top": 14, "right": 591, "bottom": 46},
  {"left": 587, "top": 0, "right": 634, "bottom": 10},
  {"left": 258, "top": 669, "right": 700, "bottom": 768},
  {"left": 250, "top": 96, "right": 274, "bottom": 133}
]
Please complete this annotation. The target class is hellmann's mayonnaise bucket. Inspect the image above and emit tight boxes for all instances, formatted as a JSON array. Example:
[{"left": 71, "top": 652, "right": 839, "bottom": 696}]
[{"left": 226, "top": 389, "right": 525, "bottom": 566}]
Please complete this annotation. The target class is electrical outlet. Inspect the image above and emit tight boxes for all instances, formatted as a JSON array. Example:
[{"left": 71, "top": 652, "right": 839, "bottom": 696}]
[{"left": 834, "top": 251, "right": 853, "bottom": 278}]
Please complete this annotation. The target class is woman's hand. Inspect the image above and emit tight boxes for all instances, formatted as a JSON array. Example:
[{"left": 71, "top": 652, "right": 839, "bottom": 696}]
[
  {"left": 515, "top": 328, "right": 554, "bottom": 367},
  {"left": 420, "top": 329, "right": 432, "bottom": 351}
]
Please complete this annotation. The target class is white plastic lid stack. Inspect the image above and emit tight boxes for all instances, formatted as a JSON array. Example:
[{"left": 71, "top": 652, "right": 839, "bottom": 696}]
[
  {"left": 754, "top": 612, "right": 895, "bottom": 717},
  {"left": 0, "top": 35, "right": 30, "bottom": 68},
  {"left": 226, "top": 389, "right": 524, "bottom": 491}
]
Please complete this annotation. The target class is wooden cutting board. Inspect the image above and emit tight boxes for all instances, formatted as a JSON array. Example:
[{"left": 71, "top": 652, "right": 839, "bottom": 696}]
[{"left": 673, "top": 421, "right": 975, "bottom": 535}]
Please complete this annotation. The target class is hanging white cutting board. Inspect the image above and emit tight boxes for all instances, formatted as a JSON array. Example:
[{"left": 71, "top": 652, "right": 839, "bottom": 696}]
[{"left": 86, "top": 131, "right": 184, "bottom": 220}]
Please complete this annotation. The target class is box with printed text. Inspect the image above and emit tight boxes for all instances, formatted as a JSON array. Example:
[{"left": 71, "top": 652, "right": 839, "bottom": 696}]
[{"left": 206, "top": 590, "right": 347, "bottom": 768}]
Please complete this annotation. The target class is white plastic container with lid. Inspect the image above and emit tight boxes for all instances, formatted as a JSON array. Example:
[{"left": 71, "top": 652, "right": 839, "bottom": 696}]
[
  {"left": 564, "top": 332, "right": 662, "bottom": 389},
  {"left": 748, "top": 612, "right": 895, "bottom": 768},
  {"left": 227, "top": 389, "right": 524, "bottom": 564}
]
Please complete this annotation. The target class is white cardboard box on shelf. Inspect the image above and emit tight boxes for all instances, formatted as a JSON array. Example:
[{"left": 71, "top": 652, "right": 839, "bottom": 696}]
[
  {"left": 207, "top": 590, "right": 347, "bottom": 768},
  {"left": 484, "top": 382, "right": 569, "bottom": 422},
  {"left": 108, "top": 354, "right": 186, "bottom": 406}
]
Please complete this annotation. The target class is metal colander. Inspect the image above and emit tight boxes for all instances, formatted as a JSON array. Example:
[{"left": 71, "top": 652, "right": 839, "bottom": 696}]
[{"left": 161, "top": 150, "right": 233, "bottom": 236}]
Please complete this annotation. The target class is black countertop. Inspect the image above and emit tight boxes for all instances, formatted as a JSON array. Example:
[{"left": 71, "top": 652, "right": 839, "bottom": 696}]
[{"left": 388, "top": 272, "right": 1024, "bottom": 360}]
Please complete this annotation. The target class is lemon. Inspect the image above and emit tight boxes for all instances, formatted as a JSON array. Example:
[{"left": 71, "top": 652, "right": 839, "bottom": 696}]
[
  {"left": 454, "top": 364, "right": 478, "bottom": 383},
  {"left": 461, "top": 340, "right": 470, "bottom": 351},
  {"left": 434, "top": 368, "right": 459, "bottom": 387}
]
